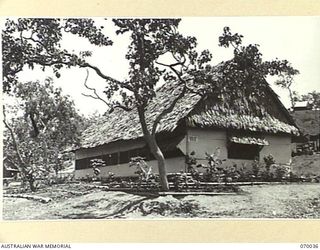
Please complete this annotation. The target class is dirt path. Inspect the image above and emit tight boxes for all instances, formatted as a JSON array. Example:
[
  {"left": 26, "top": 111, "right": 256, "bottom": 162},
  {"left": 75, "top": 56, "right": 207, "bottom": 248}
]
[{"left": 3, "top": 183, "right": 320, "bottom": 220}]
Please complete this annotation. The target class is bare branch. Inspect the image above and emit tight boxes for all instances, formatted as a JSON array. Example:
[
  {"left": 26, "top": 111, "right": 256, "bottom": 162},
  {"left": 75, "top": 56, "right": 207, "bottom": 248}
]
[
  {"left": 81, "top": 70, "right": 135, "bottom": 112},
  {"left": 151, "top": 84, "right": 187, "bottom": 135},
  {"left": 156, "top": 60, "right": 185, "bottom": 69},
  {"left": 81, "top": 69, "right": 112, "bottom": 108},
  {"left": 80, "top": 62, "right": 129, "bottom": 88},
  {"left": 152, "top": 53, "right": 195, "bottom": 135}
]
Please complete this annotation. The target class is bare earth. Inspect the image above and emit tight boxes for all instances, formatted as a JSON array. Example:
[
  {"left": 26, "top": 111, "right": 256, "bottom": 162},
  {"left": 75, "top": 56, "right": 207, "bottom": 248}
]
[
  {"left": 3, "top": 183, "right": 320, "bottom": 220},
  {"left": 292, "top": 154, "right": 320, "bottom": 176}
]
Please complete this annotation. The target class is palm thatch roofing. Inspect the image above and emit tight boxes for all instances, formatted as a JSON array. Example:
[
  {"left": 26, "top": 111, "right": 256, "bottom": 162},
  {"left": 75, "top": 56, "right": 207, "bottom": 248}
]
[
  {"left": 79, "top": 72, "right": 299, "bottom": 150},
  {"left": 229, "top": 136, "right": 269, "bottom": 146},
  {"left": 291, "top": 109, "right": 320, "bottom": 136}
]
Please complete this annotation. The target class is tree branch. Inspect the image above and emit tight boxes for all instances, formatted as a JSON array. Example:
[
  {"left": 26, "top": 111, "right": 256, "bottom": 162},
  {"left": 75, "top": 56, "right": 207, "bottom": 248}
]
[
  {"left": 151, "top": 83, "right": 187, "bottom": 135},
  {"left": 80, "top": 62, "right": 129, "bottom": 88},
  {"left": 3, "top": 106, "right": 27, "bottom": 176},
  {"left": 22, "top": 35, "right": 56, "bottom": 57},
  {"left": 112, "top": 103, "right": 134, "bottom": 112},
  {"left": 26, "top": 53, "right": 127, "bottom": 89},
  {"left": 152, "top": 53, "right": 195, "bottom": 135},
  {"left": 81, "top": 69, "right": 113, "bottom": 108},
  {"left": 156, "top": 60, "right": 185, "bottom": 69},
  {"left": 81, "top": 69, "right": 134, "bottom": 112}
]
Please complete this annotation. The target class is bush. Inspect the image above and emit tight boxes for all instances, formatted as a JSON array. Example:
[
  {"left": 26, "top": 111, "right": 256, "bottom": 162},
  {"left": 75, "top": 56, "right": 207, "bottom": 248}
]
[
  {"left": 251, "top": 158, "right": 261, "bottom": 179},
  {"left": 201, "top": 148, "right": 226, "bottom": 182},
  {"left": 171, "top": 171, "right": 199, "bottom": 191},
  {"left": 90, "top": 158, "right": 106, "bottom": 177},
  {"left": 101, "top": 172, "right": 116, "bottom": 184},
  {"left": 274, "top": 164, "right": 291, "bottom": 181},
  {"left": 129, "top": 156, "right": 154, "bottom": 182},
  {"left": 259, "top": 154, "right": 276, "bottom": 181}
]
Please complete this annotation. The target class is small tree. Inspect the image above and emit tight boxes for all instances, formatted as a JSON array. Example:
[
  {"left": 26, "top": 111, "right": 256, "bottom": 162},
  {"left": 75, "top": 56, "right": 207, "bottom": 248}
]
[
  {"left": 129, "top": 156, "right": 153, "bottom": 183},
  {"left": 275, "top": 70, "right": 299, "bottom": 109},
  {"left": 3, "top": 79, "right": 83, "bottom": 191},
  {"left": 201, "top": 148, "right": 225, "bottom": 182},
  {"left": 185, "top": 151, "right": 201, "bottom": 173}
]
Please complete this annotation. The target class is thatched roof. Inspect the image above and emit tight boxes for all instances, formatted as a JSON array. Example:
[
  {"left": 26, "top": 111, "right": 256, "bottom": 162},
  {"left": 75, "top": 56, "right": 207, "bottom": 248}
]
[
  {"left": 80, "top": 84, "right": 200, "bottom": 149},
  {"left": 229, "top": 136, "right": 269, "bottom": 146},
  {"left": 291, "top": 109, "right": 320, "bottom": 136},
  {"left": 79, "top": 76, "right": 299, "bottom": 150},
  {"left": 186, "top": 86, "right": 298, "bottom": 135}
]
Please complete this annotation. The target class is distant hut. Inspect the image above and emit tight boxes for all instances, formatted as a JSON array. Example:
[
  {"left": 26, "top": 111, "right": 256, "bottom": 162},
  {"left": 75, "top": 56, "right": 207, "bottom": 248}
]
[
  {"left": 3, "top": 157, "right": 19, "bottom": 179},
  {"left": 291, "top": 102, "right": 320, "bottom": 153},
  {"left": 73, "top": 77, "right": 299, "bottom": 178}
]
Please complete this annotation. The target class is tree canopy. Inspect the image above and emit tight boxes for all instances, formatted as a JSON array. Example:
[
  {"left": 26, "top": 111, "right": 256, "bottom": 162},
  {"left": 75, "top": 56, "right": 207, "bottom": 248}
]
[
  {"left": 2, "top": 18, "right": 116, "bottom": 93},
  {"left": 294, "top": 91, "right": 320, "bottom": 109},
  {"left": 2, "top": 18, "right": 300, "bottom": 191},
  {"left": 3, "top": 78, "right": 84, "bottom": 190}
]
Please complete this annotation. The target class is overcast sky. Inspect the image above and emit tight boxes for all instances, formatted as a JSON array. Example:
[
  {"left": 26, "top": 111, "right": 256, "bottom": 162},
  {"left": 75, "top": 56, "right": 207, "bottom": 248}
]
[{"left": 17, "top": 16, "right": 320, "bottom": 115}]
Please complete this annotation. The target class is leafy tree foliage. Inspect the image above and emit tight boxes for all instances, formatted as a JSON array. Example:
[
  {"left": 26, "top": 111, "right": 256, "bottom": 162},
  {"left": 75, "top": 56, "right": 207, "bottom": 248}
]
[
  {"left": 295, "top": 91, "right": 320, "bottom": 110},
  {"left": 106, "top": 19, "right": 216, "bottom": 190},
  {"left": 217, "top": 27, "right": 299, "bottom": 112},
  {"left": 3, "top": 78, "right": 83, "bottom": 191},
  {"left": 2, "top": 18, "right": 115, "bottom": 93}
]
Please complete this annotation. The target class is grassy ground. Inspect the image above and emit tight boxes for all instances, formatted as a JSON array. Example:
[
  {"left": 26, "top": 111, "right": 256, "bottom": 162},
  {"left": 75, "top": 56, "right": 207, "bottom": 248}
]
[
  {"left": 291, "top": 153, "right": 320, "bottom": 176},
  {"left": 3, "top": 182, "right": 320, "bottom": 220}
]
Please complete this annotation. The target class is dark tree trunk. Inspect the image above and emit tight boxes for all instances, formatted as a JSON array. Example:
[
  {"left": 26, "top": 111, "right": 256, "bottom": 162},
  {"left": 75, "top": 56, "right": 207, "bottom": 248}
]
[
  {"left": 3, "top": 108, "right": 37, "bottom": 192},
  {"left": 28, "top": 179, "right": 36, "bottom": 192},
  {"left": 145, "top": 135, "right": 169, "bottom": 191},
  {"left": 137, "top": 107, "right": 169, "bottom": 191}
]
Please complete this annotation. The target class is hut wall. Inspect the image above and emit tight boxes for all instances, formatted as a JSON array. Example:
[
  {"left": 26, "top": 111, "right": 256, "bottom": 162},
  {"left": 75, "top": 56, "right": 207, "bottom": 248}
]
[
  {"left": 259, "top": 134, "right": 292, "bottom": 164},
  {"left": 75, "top": 139, "right": 146, "bottom": 160},
  {"left": 186, "top": 128, "right": 255, "bottom": 167},
  {"left": 186, "top": 128, "right": 292, "bottom": 166},
  {"left": 187, "top": 128, "right": 228, "bottom": 158},
  {"left": 74, "top": 129, "right": 292, "bottom": 178},
  {"left": 74, "top": 156, "right": 186, "bottom": 179}
]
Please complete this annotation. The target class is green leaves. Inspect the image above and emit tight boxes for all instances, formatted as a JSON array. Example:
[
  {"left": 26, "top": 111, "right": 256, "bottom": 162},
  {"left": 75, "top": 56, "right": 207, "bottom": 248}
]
[
  {"left": 4, "top": 78, "right": 84, "bottom": 179},
  {"left": 2, "top": 18, "right": 113, "bottom": 94},
  {"left": 295, "top": 91, "right": 320, "bottom": 109},
  {"left": 110, "top": 18, "right": 214, "bottom": 112},
  {"left": 215, "top": 26, "right": 300, "bottom": 113},
  {"left": 64, "top": 19, "right": 112, "bottom": 46},
  {"left": 218, "top": 26, "right": 243, "bottom": 48}
]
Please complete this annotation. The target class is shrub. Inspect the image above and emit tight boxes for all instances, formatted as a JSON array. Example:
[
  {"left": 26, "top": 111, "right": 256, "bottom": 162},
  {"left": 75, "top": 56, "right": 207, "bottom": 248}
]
[
  {"left": 101, "top": 172, "right": 116, "bottom": 185},
  {"left": 263, "top": 154, "right": 276, "bottom": 171},
  {"left": 222, "top": 164, "right": 242, "bottom": 183},
  {"left": 128, "top": 156, "right": 160, "bottom": 190},
  {"left": 90, "top": 158, "right": 106, "bottom": 177},
  {"left": 129, "top": 156, "right": 154, "bottom": 182},
  {"left": 185, "top": 151, "right": 203, "bottom": 181},
  {"left": 171, "top": 171, "right": 198, "bottom": 191},
  {"left": 201, "top": 148, "right": 226, "bottom": 182},
  {"left": 274, "top": 164, "right": 291, "bottom": 181},
  {"left": 251, "top": 157, "right": 261, "bottom": 179},
  {"left": 186, "top": 151, "right": 202, "bottom": 172},
  {"left": 260, "top": 154, "right": 277, "bottom": 181}
]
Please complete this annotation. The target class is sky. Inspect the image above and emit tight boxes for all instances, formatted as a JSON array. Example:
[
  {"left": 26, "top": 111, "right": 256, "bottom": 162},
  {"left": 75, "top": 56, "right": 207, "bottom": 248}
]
[{"left": 16, "top": 16, "right": 320, "bottom": 116}]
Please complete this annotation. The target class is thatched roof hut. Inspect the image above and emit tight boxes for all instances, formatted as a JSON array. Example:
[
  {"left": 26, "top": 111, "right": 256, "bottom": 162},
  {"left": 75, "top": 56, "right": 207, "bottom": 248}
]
[
  {"left": 78, "top": 80, "right": 298, "bottom": 150},
  {"left": 74, "top": 67, "right": 299, "bottom": 178}
]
